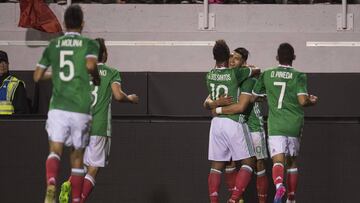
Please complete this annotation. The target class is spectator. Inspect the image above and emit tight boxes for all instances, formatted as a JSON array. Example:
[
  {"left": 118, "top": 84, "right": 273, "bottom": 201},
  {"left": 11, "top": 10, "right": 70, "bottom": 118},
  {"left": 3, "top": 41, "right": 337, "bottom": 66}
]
[{"left": 0, "top": 50, "right": 30, "bottom": 115}]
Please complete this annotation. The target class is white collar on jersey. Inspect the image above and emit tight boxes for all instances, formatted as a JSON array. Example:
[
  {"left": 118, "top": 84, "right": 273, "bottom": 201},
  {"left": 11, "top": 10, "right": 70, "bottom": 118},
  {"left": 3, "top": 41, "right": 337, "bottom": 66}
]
[
  {"left": 214, "top": 66, "right": 227, "bottom": 70},
  {"left": 278, "top": 64, "right": 293, "bottom": 68},
  {"left": 97, "top": 63, "right": 105, "bottom": 65},
  {"left": 65, "top": 32, "right": 81, "bottom": 36}
]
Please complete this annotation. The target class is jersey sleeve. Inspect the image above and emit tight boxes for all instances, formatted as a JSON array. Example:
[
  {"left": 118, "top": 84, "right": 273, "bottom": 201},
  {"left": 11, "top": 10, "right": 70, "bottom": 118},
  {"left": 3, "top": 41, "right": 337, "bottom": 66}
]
[
  {"left": 296, "top": 73, "right": 308, "bottom": 96},
  {"left": 86, "top": 39, "right": 100, "bottom": 59},
  {"left": 240, "top": 78, "right": 256, "bottom": 95},
  {"left": 234, "top": 67, "right": 252, "bottom": 85},
  {"left": 111, "top": 69, "right": 122, "bottom": 85},
  {"left": 37, "top": 46, "right": 51, "bottom": 69},
  {"left": 252, "top": 73, "right": 266, "bottom": 96}
]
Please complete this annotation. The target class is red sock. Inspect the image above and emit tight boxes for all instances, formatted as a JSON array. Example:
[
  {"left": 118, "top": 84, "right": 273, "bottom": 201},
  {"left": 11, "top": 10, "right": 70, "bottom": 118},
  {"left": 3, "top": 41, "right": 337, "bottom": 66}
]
[
  {"left": 256, "top": 170, "right": 269, "bottom": 203},
  {"left": 230, "top": 165, "right": 253, "bottom": 201},
  {"left": 80, "top": 174, "right": 96, "bottom": 203},
  {"left": 70, "top": 168, "right": 85, "bottom": 203},
  {"left": 46, "top": 153, "right": 60, "bottom": 185},
  {"left": 286, "top": 168, "right": 298, "bottom": 201},
  {"left": 224, "top": 167, "right": 237, "bottom": 192},
  {"left": 272, "top": 163, "right": 284, "bottom": 189},
  {"left": 208, "top": 169, "right": 222, "bottom": 203}
]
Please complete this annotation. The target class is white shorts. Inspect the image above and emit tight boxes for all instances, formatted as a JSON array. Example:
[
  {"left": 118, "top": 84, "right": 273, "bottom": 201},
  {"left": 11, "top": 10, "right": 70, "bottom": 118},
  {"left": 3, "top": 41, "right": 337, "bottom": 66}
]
[
  {"left": 268, "top": 136, "right": 301, "bottom": 158},
  {"left": 46, "top": 109, "right": 92, "bottom": 149},
  {"left": 208, "top": 117, "right": 255, "bottom": 161},
  {"left": 251, "top": 131, "right": 268, "bottom": 160},
  {"left": 84, "top": 136, "right": 111, "bottom": 168}
]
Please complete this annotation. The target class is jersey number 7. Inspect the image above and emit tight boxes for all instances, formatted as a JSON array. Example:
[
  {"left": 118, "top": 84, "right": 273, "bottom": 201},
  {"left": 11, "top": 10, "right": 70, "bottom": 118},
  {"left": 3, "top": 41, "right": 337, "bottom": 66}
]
[{"left": 274, "top": 82, "right": 286, "bottom": 109}]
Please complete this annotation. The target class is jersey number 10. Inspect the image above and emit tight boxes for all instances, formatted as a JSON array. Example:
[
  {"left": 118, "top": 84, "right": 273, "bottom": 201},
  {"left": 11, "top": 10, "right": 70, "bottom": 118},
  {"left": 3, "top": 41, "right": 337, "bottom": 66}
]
[{"left": 210, "top": 83, "right": 229, "bottom": 99}]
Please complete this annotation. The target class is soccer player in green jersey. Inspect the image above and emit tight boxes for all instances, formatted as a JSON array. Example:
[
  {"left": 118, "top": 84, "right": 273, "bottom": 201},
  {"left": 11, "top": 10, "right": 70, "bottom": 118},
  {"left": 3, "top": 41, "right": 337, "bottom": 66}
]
[
  {"left": 206, "top": 47, "right": 269, "bottom": 203},
  {"left": 252, "top": 43, "right": 318, "bottom": 203},
  {"left": 205, "top": 40, "right": 259, "bottom": 203},
  {"left": 33, "top": 5, "right": 101, "bottom": 203},
  {"left": 79, "top": 38, "right": 138, "bottom": 203}
]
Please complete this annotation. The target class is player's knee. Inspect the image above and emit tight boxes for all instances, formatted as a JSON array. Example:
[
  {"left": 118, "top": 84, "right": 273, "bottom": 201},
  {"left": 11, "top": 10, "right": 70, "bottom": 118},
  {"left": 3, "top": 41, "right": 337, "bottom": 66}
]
[
  {"left": 87, "top": 166, "right": 99, "bottom": 177},
  {"left": 256, "top": 159, "right": 266, "bottom": 171},
  {"left": 242, "top": 156, "right": 256, "bottom": 169}
]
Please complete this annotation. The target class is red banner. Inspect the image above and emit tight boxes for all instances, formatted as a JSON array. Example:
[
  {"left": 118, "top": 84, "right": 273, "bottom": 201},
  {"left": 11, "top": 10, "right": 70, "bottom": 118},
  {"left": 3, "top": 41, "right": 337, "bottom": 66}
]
[{"left": 18, "top": 0, "right": 62, "bottom": 33}]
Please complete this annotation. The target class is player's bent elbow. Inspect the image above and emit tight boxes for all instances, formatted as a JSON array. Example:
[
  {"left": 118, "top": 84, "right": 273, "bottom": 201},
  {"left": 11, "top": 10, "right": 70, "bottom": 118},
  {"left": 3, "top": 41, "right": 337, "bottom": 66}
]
[
  {"left": 113, "top": 93, "right": 126, "bottom": 102},
  {"left": 33, "top": 73, "right": 40, "bottom": 82},
  {"left": 297, "top": 95, "right": 308, "bottom": 107}
]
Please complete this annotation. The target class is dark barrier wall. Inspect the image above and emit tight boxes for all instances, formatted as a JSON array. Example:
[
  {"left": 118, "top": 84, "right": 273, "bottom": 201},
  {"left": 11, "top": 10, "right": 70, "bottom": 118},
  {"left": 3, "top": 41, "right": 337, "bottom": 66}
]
[
  {"left": 1, "top": 119, "right": 360, "bottom": 203},
  {"left": 3, "top": 72, "right": 360, "bottom": 202},
  {"left": 11, "top": 71, "right": 360, "bottom": 117}
]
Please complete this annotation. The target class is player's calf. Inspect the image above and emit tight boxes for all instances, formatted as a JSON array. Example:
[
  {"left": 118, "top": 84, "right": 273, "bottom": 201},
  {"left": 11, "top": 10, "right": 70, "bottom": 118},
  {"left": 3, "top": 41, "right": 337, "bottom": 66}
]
[
  {"left": 80, "top": 173, "right": 96, "bottom": 203},
  {"left": 224, "top": 166, "right": 237, "bottom": 192},
  {"left": 46, "top": 152, "right": 61, "bottom": 186},
  {"left": 256, "top": 169, "right": 268, "bottom": 203},
  {"left": 286, "top": 168, "right": 298, "bottom": 202},
  {"left": 70, "top": 168, "right": 86, "bottom": 203},
  {"left": 229, "top": 164, "right": 253, "bottom": 202},
  {"left": 208, "top": 168, "right": 222, "bottom": 203}
]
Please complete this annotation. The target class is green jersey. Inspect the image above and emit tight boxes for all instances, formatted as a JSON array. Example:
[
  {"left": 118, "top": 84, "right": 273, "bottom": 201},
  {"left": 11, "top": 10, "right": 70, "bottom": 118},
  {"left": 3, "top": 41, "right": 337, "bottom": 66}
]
[
  {"left": 253, "top": 66, "right": 308, "bottom": 137},
  {"left": 90, "top": 64, "right": 122, "bottom": 137},
  {"left": 247, "top": 102, "right": 264, "bottom": 133},
  {"left": 38, "top": 32, "right": 99, "bottom": 114},
  {"left": 240, "top": 77, "right": 264, "bottom": 132},
  {"left": 206, "top": 66, "right": 251, "bottom": 123}
]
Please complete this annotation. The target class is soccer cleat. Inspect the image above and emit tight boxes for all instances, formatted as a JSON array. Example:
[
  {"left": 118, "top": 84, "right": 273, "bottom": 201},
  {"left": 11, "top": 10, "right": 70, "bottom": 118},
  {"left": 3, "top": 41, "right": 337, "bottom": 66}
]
[
  {"left": 286, "top": 200, "right": 296, "bottom": 203},
  {"left": 274, "top": 185, "right": 286, "bottom": 203},
  {"left": 59, "top": 180, "right": 71, "bottom": 203},
  {"left": 44, "top": 185, "right": 56, "bottom": 203}
]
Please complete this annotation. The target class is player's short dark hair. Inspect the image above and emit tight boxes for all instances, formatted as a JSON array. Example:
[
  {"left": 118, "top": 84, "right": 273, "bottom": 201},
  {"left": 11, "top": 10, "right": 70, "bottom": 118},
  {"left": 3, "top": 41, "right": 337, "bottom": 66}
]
[
  {"left": 213, "top": 39, "right": 230, "bottom": 63},
  {"left": 234, "top": 47, "right": 249, "bottom": 61},
  {"left": 95, "top": 38, "right": 106, "bottom": 62},
  {"left": 64, "top": 5, "right": 83, "bottom": 30},
  {"left": 277, "top": 43, "right": 295, "bottom": 65}
]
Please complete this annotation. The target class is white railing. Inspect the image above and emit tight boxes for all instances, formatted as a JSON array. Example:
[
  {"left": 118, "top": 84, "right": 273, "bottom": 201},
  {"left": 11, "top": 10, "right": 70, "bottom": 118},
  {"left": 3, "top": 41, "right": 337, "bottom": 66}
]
[{"left": 0, "top": 40, "right": 215, "bottom": 47}]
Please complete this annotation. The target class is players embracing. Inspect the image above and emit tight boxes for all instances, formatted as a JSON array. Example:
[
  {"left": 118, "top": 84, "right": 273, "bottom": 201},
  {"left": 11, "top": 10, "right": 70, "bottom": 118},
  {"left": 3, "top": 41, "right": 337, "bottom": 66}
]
[
  {"left": 205, "top": 41, "right": 317, "bottom": 203},
  {"left": 205, "top": 40, "right": 261, "bottom": 203}
]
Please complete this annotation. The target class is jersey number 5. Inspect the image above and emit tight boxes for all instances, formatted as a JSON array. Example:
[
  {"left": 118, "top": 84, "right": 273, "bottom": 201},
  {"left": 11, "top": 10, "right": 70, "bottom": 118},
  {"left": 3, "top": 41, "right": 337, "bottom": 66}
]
[
  {"left": 274, "top": 82, "right": 286, "bottom": 109},
  {"left": 60, "top": 50, "right": 75, "bottom": 81}
]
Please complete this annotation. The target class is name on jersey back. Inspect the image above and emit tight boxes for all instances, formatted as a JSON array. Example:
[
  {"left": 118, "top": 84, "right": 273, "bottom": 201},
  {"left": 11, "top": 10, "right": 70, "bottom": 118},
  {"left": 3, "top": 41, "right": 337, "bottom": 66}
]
[
  {"left": 56, "top": 39, "right": 83, "bottom": 48},
  {"left": 270, "top": 71, "right": 293, "bottom": 79},
  {"left": 208, "top": 73, "right": 231, "bottom": 81}
]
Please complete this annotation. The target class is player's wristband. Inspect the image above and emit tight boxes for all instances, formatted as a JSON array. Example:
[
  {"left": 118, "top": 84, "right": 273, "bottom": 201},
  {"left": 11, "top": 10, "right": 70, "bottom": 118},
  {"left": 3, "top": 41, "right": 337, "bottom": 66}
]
[{"left": 215, "top": 107, "right": 222, "bottom": 114}]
